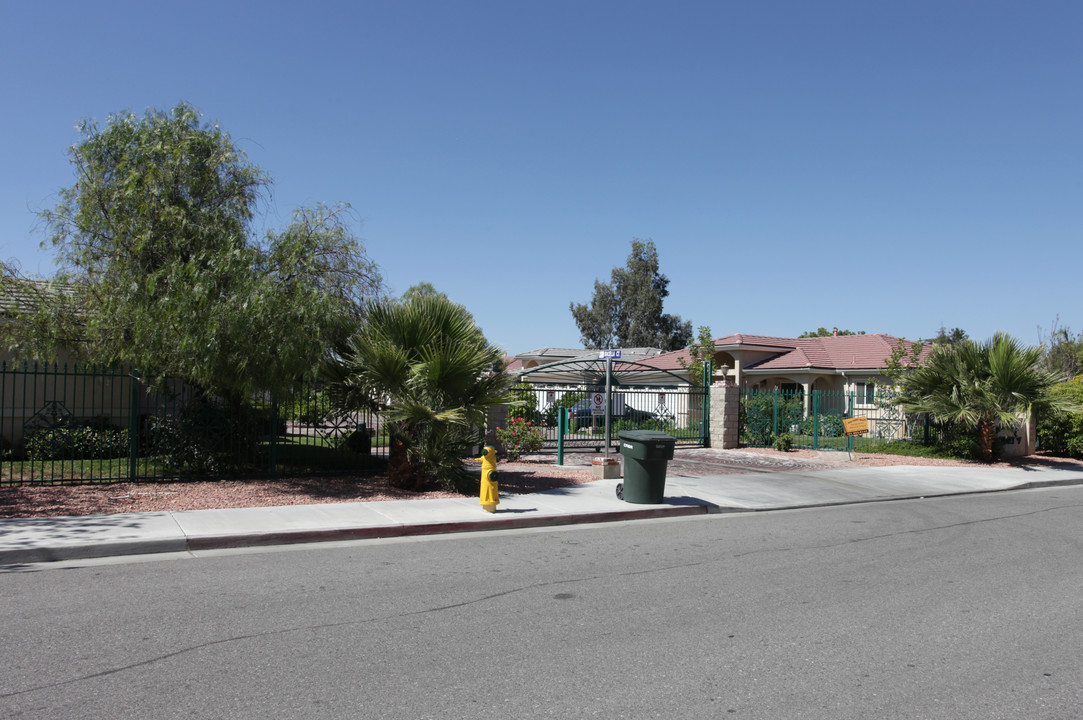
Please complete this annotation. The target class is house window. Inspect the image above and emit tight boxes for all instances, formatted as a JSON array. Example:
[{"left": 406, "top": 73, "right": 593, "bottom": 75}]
[
  {"left": 854, "top": 382, "right": 875, "bottom": 406},
  {"left": 779, "top": 383, "right": 803, "bottom": 400}
]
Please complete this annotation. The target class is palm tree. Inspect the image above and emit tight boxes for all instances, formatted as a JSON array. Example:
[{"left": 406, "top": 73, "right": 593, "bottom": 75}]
[
  {"left": 322, "top": 294, "right": 513, "bottom": 491},
  {"left": 898, "top": 333, "right": 1069, "bottom": 461}
]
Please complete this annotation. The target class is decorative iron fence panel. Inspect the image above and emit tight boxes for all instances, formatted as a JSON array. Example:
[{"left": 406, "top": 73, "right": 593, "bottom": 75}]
[
  {"left": 509, "top": 382, "right": 709, "bottom": 451},
  {"left": 1, "top": 362, "right": 387, "bottom": 486},
  {"left": 739, "top": 386, "right": 923, "bottom": 451}
]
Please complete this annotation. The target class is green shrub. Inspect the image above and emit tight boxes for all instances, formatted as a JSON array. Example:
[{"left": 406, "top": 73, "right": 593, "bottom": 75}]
[
  {"left": 934, "top": 422, "right": 993, "bottom": 461},
  {"left": 773, "top": 433, "right": 794, "bottom": 452},
  {"left": 1036, "top": 377, "right": 1083, "bottom": 457},
  {"left": 801, "top": 413, "right": 844, "bottom": 437},
  {"left": 1037, "top": 408, "right": 1083, "bottom": 457},
  {"left": 612, "top": 417, "right": 677, "bottom": 434},
  {"left": 861, "top": 423, "right": 989, "bottom": 461},
  {"left": 543, "top": 391, "right": 588, "bottom": 426},
  {"left": 740, "top": 392, "right": 803, "bottom": 445},
  {"left": 506, "top": 382, "right": 543, "bottom": 425},
  {"left": 24, "top": 421, "right": 130, "bottom": 461},
  {"left": 334, "top": 425, "right": 373, "bottom": 455},
  {"left": 146, "top": 396, "right": 235, "bottom": 474},
  {"left": 282, "top": 388, "right": 333, "bottom": 426}
]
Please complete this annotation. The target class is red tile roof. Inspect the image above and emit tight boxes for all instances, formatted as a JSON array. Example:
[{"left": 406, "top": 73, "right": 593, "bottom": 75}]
[
  {"left": 750, "top": 334, "right": 926, "bottom": 371},
  {"left": 641, "top": 333, "right": 928, "bottom": 373}
]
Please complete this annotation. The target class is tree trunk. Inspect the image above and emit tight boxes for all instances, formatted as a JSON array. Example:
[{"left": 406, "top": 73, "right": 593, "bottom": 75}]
[
  {"left": 977, "top": 418, "right": 996, "bottom": 462},
  {"left": 388, "top": 437, "right": 425, "bottom": 490}
]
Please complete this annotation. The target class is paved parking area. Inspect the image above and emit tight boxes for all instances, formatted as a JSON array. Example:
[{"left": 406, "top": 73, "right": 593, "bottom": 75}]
[{"left": 524, "top": 447, "right": 840, "bottom": 476}]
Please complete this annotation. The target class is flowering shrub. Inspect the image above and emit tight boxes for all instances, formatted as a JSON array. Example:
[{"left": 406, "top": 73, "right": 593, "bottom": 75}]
[{"left": 494, "top": 417, "right": 544, "bottom": 460}]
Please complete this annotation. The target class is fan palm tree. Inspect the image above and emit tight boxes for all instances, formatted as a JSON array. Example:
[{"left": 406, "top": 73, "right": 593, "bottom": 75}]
[
  {"left": 898, "top": 333, "right": 1070, "bottom": 461},
  {"left": 322, "top": 294, "right": 513, "bottom": 490}
]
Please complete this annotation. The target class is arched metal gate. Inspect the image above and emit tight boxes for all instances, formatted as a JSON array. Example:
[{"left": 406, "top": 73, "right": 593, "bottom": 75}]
[{"left": 511, "top": 357, "right": 710, "bottom": 453}]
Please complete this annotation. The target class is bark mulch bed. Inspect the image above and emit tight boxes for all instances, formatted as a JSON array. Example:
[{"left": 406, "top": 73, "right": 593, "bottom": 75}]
[{"left": 0, "top": 462, "right": 595, "bottom": 519}]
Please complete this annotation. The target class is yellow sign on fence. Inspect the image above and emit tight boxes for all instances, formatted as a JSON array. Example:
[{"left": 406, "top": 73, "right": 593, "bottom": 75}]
[{"left": 843, "top": 416, "right": 869, "bottom": 437}]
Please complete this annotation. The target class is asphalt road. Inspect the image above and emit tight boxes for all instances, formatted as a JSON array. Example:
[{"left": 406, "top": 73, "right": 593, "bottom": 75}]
[{"left": 2, "top": 486, "right": 1081, "bottom": 719}]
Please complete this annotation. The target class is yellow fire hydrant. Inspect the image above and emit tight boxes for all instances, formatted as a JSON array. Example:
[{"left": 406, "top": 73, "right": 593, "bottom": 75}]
[{"left": 478, "top": 445, "right": 500, "bottom": 512}]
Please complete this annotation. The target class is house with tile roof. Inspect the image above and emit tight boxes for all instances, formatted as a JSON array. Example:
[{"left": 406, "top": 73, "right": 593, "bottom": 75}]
[
  {"left": 505, "top": 334, "right": 925, "bottom": 412},
  {"left": 639, "top": 331, "right": 932, "bottom": 442},
  {"left": 648, "top": 331, "right": 925, "bottom": 389}
]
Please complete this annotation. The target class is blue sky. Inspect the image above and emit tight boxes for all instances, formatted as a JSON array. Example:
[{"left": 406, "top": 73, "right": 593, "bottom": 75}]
[{"left": 1, "top": 1, "right": 1080, "bottom": 355}]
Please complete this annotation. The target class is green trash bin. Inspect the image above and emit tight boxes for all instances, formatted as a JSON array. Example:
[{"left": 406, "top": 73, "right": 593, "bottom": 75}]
[{"left": 616, "top": 430, "right": 676, "bottom": 504}]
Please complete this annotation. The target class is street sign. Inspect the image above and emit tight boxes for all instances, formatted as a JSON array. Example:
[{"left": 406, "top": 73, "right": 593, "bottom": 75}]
[
  {"left": 599, "top": 349, "right": 622, "bottom": 359},
  {"left": 591, "top": 392, "right": 606, "bottom": 416}
]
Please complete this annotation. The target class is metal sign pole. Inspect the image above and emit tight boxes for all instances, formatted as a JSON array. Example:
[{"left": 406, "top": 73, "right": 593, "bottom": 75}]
[
  {"left": 604, "top": 355, "right": 613, "bottom": 459},
  {"left": 596, "top": 349, "right": 621, "bottom": 459}
]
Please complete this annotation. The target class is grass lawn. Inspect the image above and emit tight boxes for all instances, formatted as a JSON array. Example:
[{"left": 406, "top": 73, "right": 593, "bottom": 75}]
[{"left": 1, "top": 457, "right": 174, "bottom": 484}]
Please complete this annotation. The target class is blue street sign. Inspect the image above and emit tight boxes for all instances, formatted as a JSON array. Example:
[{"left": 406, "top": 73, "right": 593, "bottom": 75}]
[{"left": 599, "top": 349, "right": 622, "bottom": 359}]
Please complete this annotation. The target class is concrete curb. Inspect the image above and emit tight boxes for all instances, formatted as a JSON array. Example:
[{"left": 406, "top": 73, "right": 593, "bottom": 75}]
[
  {"left": 1, "top": 537, "right": 190, "bottom": 565},
  {"left": 0, "top": 504, "right": 709, "bottom": 565},
  {"left": 702, "top": 476, "right": 1083, "bottom": 514},
  {"left": 186, "top": 505, "right": 708, "bottom": 551}
]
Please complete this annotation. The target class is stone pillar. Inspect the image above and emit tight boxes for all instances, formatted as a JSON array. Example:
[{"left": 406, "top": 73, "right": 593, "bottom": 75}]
[
  {"left": 708, "top": 382, "right": 741, "bottom": 449},
  {"left": 485, "top": 405, "right": 508, "bottom": 452}
]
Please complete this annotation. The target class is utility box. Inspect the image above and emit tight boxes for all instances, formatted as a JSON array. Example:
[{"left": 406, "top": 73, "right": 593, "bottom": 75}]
[{"left": 616, "top": 430, "right": 676, "bottom": 503}]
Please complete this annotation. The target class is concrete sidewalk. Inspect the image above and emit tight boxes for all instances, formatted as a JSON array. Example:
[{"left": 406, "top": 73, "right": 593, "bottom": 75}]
[{"left": 3, "top": 464, "right": 1082, "bottom": 565}]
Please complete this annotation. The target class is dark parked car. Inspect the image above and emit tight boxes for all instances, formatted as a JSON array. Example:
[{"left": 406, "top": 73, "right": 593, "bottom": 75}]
[{"left": 567, "top": 398, "right": 656, "bottom": 430}]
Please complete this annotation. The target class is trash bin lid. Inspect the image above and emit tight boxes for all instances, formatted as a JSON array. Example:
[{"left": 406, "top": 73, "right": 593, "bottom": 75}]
[{"left": 617, "top": 430, "right": 676, "bottom": 444}]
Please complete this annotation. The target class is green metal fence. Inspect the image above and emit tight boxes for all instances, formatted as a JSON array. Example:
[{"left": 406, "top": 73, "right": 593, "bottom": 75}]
[
  {"left": 512, "top": 382, "right": 710, "bottom": 452},
  {"left": 0, "top": 362, "right": 387, "bottom": 486},
  {"left": 739, "top": 386, "right": 922, "bottom": 451}
]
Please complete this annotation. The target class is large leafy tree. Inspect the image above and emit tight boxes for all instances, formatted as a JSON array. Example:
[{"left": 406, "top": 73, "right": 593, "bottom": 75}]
[
  {"left": 897, "top": 333, "right": 1070, "bottom": 461},
  {"left": 2, "top": 103, "right": 381, "bottom": 399},
  {"left": 678, "top": 325, "right": 715, "bottom": 386},
  {"left": 322, "top": 294, "right": 513, "bottom": 491},
  {"left": 798, "top": 327, "right": 864, "bottom": 338},
  {"left": 926, "top": 326, "right": 969, "bottom": 346},
  {"left": 1038, "top": 320, "right": 1083, "bottom": 378},
  {"left": 570, "top": 238, "right": 692, "bottom": 351}
]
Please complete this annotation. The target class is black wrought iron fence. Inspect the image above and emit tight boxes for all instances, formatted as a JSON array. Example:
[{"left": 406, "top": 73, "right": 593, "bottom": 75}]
[{"left": 0, "top": 362, "right": 387, "bottom": 486}]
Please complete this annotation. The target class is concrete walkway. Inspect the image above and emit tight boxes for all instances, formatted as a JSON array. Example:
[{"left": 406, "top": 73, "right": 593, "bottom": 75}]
[{"left": 3, "top": 464, "right": 1082, "bottom": 565}]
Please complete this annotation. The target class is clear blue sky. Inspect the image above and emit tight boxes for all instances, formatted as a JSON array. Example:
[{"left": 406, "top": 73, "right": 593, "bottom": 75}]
[{"left": 2, "top": 1, "right": 1080, "bottom": 355}]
